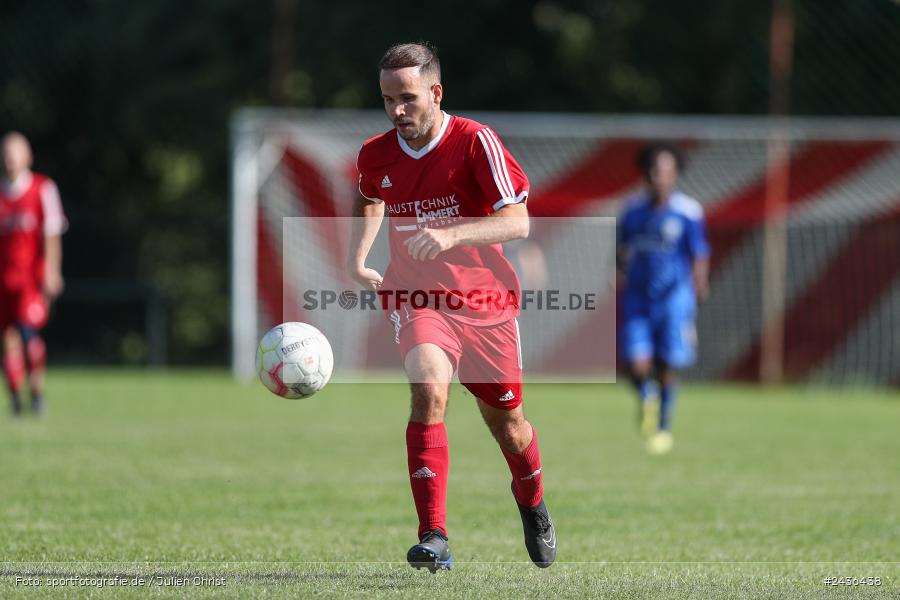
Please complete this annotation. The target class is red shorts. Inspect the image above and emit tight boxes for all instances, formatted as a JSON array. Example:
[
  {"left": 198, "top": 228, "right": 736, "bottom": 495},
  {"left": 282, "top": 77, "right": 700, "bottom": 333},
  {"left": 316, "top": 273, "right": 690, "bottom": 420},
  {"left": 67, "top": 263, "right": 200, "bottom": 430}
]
[
  {"left": 392, "top": 308, "right": 523, "bottom": 410},
  {"left": 0, "top": 286, "right": 48, "bottom": 330}
]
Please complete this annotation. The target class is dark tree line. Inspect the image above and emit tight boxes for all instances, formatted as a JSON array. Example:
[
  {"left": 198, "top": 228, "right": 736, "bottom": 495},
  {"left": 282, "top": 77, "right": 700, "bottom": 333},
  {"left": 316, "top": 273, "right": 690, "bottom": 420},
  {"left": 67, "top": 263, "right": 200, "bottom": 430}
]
[{"left": 1, "top": 0, "right": 897, "bottom": 364}]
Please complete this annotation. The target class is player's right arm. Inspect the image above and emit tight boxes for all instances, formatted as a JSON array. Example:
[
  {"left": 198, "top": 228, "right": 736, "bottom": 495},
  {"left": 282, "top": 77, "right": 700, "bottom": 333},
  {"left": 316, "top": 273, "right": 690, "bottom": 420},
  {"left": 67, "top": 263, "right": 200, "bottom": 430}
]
[
  {"left": 348, "top": 193, "right": 385, "bottom": 291},
  {"left": 348, "top": 148, "right": 386, "bottom": 291}
]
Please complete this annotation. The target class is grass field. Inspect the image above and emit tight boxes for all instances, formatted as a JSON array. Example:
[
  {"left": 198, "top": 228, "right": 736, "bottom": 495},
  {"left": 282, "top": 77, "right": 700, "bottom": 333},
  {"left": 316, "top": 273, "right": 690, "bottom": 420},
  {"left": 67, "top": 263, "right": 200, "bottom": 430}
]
[{"left": 1, "top": 370, "right": 898, "bottom": 598}]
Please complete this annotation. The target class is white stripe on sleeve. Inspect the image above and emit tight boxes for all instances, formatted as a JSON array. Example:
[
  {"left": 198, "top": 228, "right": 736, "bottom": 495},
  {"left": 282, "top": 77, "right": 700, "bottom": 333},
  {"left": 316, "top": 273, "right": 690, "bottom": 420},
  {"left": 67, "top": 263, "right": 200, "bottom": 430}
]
[
  {"left": 483, "top": 128, "right": 516, "bottom": 201},
  {"left": 356, "top": 152, "right": 382, "bottom": 203},
  {"left": 358, "top": 181, "right": 383, "bottom": 203},
  {"left": 40, "top": 179, "right": 68, "bottom": 235},
  {"left": 476, "top": 129, "right": 514, "bottom": 200},
  {"left": 492, "top": 190, "right": 529, "bottom": 211}
]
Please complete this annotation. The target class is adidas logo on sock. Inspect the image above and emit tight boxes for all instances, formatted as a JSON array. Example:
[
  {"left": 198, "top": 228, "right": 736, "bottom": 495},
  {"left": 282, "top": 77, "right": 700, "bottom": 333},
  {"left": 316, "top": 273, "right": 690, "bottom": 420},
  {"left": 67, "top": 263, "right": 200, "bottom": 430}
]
[
  {"left": 412, "top": 466, "right": 436, "bottom": 479},
  {"left": 520, "top": 467, "right": 542, "bottom": 481}
]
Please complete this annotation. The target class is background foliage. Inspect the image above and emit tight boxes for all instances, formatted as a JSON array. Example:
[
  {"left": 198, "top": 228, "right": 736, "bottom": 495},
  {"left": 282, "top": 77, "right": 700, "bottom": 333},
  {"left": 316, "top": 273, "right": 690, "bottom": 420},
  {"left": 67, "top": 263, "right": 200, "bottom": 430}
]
[{"left": 2, "top": 0, "right": 898, "bottom": 364}]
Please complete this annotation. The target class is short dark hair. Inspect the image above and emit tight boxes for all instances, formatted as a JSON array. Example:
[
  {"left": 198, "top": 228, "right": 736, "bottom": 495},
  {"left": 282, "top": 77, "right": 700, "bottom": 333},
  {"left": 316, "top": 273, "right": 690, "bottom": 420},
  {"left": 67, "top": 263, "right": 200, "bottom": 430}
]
[
  {"left": 637, "top": 142, "right": 686, "bottom": 178},
  {"left": 379, "top": 42, "right": 441, "bottom": 82}
]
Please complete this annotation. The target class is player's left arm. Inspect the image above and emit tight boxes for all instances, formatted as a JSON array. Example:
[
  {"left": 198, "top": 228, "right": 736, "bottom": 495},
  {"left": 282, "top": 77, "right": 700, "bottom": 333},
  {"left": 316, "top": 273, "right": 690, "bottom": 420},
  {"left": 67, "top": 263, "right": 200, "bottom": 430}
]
[
  {"left": 405, "top": 203, "right": 528, "bottom": 261},
  {"left": 686, "top": 212, "right": 711, "bottom": 302},
  {"left": 40, "top": 179, "right": 67, "bottom": 299},
  {"left": 692, "top": 256, "right": 709, "bottom": 302},
  {"left": 406, "top": 127, "right": 529, "bottom": 261},
  {"left": 43, "top": 235, "right": 64, "bottom": 299}
]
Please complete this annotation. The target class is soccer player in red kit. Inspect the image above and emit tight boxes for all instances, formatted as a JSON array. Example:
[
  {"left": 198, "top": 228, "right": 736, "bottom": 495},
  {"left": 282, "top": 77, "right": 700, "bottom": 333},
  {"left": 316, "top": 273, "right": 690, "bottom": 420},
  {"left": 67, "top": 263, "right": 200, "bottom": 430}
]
[
  {"left": 0, "top": 132, "right": 66, "bottom": 416},
  {"left": 349, "top": 43, "right": 556, "bottom": 571}
]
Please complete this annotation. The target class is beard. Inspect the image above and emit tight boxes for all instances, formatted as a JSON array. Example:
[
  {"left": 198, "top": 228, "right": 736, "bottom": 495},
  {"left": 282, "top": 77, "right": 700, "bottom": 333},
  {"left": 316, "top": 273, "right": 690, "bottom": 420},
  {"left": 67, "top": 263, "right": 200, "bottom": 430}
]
[{"left": 396, "top": 107, "right": 435, "bottom": 141}]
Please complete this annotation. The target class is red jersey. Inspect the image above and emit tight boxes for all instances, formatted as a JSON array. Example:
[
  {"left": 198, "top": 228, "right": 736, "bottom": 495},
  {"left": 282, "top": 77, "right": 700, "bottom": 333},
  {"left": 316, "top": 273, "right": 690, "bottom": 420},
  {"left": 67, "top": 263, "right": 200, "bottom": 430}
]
[
  {"left": 0, "top": 170, "right": 67, "bottom": 291},
  {"left": 357, "top": 113, "right": 529, "bottom": 325}
]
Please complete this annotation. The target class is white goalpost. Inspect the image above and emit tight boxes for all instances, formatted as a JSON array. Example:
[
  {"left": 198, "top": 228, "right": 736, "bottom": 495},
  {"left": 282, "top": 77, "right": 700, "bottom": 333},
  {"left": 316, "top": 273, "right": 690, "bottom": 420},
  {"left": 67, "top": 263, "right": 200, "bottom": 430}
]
[{"left": 231, "top": 109, "right": 900, "bottom": 385}]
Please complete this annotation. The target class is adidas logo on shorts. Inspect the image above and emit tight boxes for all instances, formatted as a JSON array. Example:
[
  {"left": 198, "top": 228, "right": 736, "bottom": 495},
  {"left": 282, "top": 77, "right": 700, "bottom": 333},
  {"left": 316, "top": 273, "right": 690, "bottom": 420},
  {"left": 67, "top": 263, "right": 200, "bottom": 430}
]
[
  {"left": 498, "top": 390, "right": 515, "bottom": 403},
  {"left": 412, "top": 466, "right": 436, "bottom": 479}
]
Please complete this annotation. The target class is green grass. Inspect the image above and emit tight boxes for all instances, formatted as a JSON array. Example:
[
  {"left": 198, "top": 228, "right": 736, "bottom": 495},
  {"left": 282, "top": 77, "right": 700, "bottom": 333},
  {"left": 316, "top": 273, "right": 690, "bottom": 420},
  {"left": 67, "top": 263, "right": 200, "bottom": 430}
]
[{"left": 1, "top": 370, "right": 898, "bottom": 598}]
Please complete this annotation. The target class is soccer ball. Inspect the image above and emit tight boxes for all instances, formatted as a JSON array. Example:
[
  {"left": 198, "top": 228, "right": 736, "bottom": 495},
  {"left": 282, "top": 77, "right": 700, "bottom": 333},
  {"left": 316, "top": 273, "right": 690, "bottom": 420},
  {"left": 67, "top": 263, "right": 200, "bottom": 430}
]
[{"left": 256, "top": 322, "right": 334, "bottom": 399}]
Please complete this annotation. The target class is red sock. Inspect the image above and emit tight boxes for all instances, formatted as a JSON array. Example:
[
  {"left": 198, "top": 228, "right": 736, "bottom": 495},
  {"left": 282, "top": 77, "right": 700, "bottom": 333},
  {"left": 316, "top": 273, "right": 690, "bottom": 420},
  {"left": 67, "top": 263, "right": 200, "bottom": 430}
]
[
  {"left": 501, "top": 425, "right": 544, "bottom": 508},
  {"left": 406, "top": 421, "right": 449, "bottom": 539},
  {"left": 3, "top": 353, "right": 25, "bottom": 393}
]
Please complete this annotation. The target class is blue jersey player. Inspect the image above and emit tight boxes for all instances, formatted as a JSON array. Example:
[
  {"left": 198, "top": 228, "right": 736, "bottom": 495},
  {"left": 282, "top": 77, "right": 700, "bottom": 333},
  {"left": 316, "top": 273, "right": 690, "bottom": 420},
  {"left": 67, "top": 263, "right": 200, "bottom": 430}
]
[{"left": 617, "top": 144, "right": 710, "bottom": 454}]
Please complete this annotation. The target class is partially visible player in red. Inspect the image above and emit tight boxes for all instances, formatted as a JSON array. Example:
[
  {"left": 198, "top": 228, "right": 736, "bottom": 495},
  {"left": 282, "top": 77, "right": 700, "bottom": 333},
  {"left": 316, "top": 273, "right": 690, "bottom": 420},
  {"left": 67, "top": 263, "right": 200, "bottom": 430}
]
[
  {"left": 349, "top": 42, "right": 556, "bottom": 571},
  {"left": 0, "top": 132, "right": 67, "bottom": 416}
]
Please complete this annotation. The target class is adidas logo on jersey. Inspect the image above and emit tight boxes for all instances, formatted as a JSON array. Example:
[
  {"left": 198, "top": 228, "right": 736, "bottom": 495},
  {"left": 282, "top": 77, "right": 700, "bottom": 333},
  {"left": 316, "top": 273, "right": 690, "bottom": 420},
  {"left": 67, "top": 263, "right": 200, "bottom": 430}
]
[
  {"left": 498, "top": 390, "right": 515, "bottom": 403},
  {"left": 412, "top": 466, "right": 436, "bottom": 479},
  {"left": 381, "top": 175, "right": 392, "bottom": 188}
]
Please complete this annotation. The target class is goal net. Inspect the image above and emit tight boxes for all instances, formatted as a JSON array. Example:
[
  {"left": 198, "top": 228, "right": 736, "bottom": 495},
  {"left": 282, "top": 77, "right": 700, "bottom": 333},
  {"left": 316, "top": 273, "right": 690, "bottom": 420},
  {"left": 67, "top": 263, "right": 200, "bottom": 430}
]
[{"left": 232, "top": 110, "right": 900, "bottom": 385}]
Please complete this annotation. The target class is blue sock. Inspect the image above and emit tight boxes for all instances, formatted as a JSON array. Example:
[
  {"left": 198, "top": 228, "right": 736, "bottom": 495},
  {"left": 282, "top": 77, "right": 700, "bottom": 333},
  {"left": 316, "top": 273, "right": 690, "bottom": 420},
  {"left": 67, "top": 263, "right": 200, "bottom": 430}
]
[
  {"left": 659, "top": 384, "right": 677, "bottom": 430},
  {"left": 637, "top": 379, "right": 658, "bottom": 404}
]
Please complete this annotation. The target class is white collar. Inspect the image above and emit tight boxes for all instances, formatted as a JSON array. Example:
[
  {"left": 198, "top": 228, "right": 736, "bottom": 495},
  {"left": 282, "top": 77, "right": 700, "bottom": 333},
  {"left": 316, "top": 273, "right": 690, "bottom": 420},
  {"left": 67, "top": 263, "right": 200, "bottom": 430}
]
[
  {"left": 1, "top": 169, "right": 33, "bottom": 199},
  {"left": 397, "top": 111, "right": 451, "bottom": 160}
]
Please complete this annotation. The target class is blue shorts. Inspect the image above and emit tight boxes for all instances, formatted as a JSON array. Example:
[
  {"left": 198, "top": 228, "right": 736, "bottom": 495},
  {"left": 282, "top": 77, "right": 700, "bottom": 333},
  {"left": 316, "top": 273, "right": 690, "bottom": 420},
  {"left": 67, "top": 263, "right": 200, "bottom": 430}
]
[{"left": 620, "top": 294, "right": 697, "bottom": 369}]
